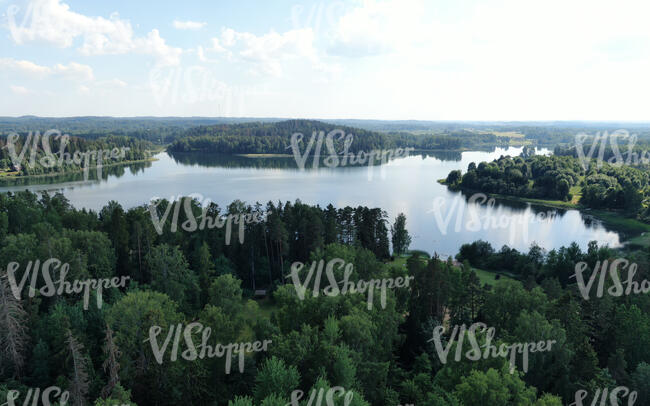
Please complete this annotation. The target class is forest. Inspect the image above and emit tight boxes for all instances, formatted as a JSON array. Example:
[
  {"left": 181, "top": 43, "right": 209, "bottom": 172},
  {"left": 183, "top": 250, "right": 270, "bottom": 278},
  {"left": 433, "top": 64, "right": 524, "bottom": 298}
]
[
  {"left": 444, "top": 153, "right": 650, "bottom": 220},
  {"left": 168, "top": 120, "right": 512, "bottom": 155},
  {"left": 1, "top": 191, "right": 649, "bottom": 405}
]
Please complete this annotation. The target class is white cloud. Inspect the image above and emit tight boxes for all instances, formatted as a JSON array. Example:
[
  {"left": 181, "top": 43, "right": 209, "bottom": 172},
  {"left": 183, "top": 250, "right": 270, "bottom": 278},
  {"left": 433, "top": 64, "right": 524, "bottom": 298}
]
[
  {"left": 0, "top": 58, "right": 94, "bottom": 81},
  {"left": 9, "top": 85, "right": 33, "bottom": 95},
  {"left": 204, "top": 27, "right": 318, "bottom": 76},
  {"left": 172, "top": 20, "right": 206, "bottom": 30},
  {"left": 53, "top": 62, "right": 94, "bottom": 81},
  {"left": 130, "top": 29, "right": 182, "bottom": 66},
  {"left": 7, "top": 0, "right": 182, "bottom": 65},
  {"left": 0, "top": 58, "right": 52, "bottom": 77},
  {"left": 327, "top": 0, "right": 428, "bottom": 57}
]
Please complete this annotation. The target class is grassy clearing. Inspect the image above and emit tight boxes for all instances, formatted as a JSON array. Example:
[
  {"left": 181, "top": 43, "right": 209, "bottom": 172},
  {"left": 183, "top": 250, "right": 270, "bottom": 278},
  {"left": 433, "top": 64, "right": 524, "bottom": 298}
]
[
  {"left": 471, "top": 267, "right": 516, "bottom": 286},
  {"left": 569, "top": 185, "right": 582, "bottom": 204},
  {"left": 388, "top": 255, "right": 409, "bottom": 268},
  {"left": 626, "top": 232, "right": 650, "bottom": 248},
  {"left": 493, "top": 131, "right": 525, "bottom": 139},
  {"left": 469, "top": 130, "right": 531, "bottom": 146},
  {"left": 388, "top": 254, "right": 514, "bottom": 287},
  {"left": 239, "top": 296, "right": 275, "bottom": 341}
]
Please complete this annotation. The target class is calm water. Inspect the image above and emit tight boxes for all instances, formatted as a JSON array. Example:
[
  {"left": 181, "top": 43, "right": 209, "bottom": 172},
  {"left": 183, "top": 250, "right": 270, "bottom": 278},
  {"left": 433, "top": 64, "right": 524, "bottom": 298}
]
[{"left": 0, "top": 147, "right": 623, "bottom": 257}]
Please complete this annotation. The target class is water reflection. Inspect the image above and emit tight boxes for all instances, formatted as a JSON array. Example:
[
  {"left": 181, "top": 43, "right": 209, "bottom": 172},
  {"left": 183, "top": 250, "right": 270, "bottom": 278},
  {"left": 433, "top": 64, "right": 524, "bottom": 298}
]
[
  {"left": 0, "top": 160, "right": 152, "bottom": 188},
  {"left": 166, "top": 149, "right": 464, "bottom": 169}
]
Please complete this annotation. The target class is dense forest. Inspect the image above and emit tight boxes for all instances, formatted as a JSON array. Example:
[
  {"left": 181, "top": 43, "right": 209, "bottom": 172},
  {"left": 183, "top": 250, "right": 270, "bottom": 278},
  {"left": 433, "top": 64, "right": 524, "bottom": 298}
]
[
  {"left": 168, "top": 120, "right": 511, "bottom": 155},
  {"left": 1, "top": 191, "right": 649, "bottom": 405},
  {"left": 0, "top": 117, "right": 253, "bottom": 144},
  {"left": 555, "top": 140, "right": 650, "bottom": 168},
  {"left": 444, "top": 153, "right": 650, "bottom": 220}
]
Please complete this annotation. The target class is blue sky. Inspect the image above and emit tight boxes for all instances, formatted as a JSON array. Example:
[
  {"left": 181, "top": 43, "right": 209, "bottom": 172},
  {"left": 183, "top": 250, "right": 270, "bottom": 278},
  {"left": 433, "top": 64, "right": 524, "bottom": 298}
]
[{"left": 1, "top": 0, "right": 649, "bottom": 120}]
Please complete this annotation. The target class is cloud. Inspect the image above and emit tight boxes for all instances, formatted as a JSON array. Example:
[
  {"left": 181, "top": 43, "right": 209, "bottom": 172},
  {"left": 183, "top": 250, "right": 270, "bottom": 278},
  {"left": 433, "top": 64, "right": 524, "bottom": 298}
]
[
  {"left": 98, "top": 78, "right": 127, "bottom": 88},
  {"left": 327, "top": 0, "right": 427, "bottom": 57},
  {"left": 204, "top": 27, "right": 317, "bottom": 75},
  {"left": 53, "top": 62, "right": 94, "bottom": 81},
  {"left": 0, "top": 58, "right": 51, "bottom": 77},
  {"left": 172, "top": 20, "right": 206, "bottom": 30},
  {"left": 7, "top": 0, "right": 182, "bottom": 65},
  {"left": 130, "top": 29, "right": 182, "bottom": 66},
  {"left": 0, "top": 58, "right": 94, "bottom": 81},
  {"left": 9, "top": 85, "right": 32, "bottom": 95}
]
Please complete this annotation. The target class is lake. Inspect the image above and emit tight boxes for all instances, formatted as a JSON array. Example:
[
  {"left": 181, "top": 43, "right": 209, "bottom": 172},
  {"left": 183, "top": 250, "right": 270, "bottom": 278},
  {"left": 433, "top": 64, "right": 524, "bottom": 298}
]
[{"left": 0, "top": 147, "right": 623, "bottom": 257}]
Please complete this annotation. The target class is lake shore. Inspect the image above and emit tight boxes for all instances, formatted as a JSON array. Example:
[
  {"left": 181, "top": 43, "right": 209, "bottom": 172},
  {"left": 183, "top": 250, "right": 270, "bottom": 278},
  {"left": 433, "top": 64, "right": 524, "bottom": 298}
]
[
  {"left": 0, "top": 156, "right": 159, "bottom": 184},
  {"left": 437, "top": 179, "right": 650, "bottom": 246}
]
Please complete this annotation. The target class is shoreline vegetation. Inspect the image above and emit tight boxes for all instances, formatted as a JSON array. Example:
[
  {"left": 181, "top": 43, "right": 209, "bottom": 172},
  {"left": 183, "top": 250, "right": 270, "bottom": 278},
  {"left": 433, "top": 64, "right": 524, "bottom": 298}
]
[{"left": 0, "top": 156, "right": 159, "bottom": 184}]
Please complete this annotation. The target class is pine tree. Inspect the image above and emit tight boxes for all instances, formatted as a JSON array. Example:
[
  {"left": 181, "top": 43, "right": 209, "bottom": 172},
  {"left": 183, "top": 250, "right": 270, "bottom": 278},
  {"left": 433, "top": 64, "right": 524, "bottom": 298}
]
[
  {"left": 67, "top": 330, "right": 90, "bottom": 406},
  {"left": 0, "top": 272, "right": 28, "bottom": 377},
  {"left": 101, "top": 324, "right": 122, "bottom": 399}
]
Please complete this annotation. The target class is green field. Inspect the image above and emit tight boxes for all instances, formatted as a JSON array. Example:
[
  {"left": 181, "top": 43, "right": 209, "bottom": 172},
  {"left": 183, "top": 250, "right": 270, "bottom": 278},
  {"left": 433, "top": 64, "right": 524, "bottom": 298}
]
[{"left": 471, "top": 267, "right": 516, "bottom": 286}]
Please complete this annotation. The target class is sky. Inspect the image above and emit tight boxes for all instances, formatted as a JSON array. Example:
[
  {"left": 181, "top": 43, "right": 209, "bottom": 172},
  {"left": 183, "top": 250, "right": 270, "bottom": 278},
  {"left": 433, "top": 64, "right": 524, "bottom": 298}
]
[{"left": 1, "top": 0, "right": 650, "bottom": 120}]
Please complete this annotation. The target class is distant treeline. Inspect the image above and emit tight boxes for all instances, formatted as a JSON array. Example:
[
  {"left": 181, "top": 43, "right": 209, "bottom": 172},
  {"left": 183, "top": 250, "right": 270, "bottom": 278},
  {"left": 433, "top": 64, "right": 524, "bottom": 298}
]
[
  {"left": 0, "top": 117, "right": 260, "bottom": 144},
  {"left": 168, "top": 119, "right": 510, "bottom": 154},
  {"left": 5, "top": 116, "right": 650, "bottom": 147}
]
